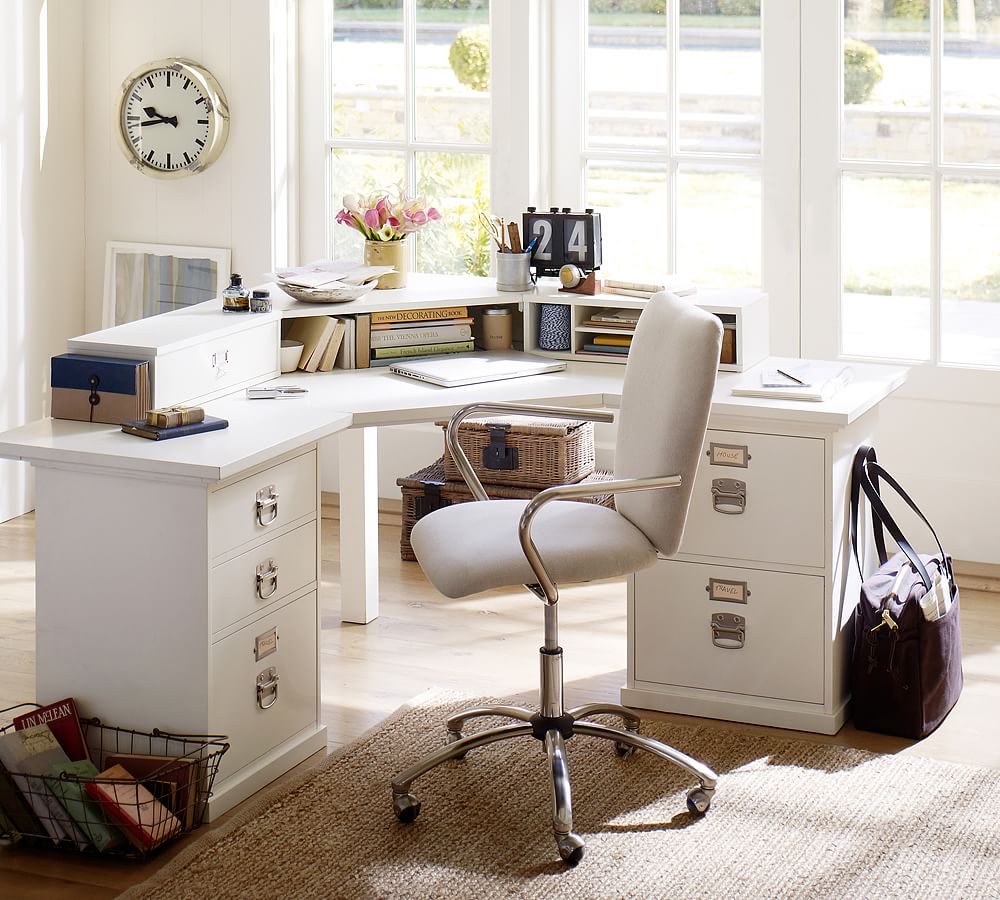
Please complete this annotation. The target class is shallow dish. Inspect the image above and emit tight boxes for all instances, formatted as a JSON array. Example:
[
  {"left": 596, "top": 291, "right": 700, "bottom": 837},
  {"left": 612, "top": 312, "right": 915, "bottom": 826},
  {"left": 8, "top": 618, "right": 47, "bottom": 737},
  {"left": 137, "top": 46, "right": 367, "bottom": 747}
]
[{"left": 277, "top": 281, "right": 377, "bottom": 304}]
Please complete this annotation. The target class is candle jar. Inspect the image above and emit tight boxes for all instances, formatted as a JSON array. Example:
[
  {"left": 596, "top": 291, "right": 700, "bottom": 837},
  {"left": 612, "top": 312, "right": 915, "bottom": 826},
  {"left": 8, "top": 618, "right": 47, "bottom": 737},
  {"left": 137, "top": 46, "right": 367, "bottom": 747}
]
[{"left": 480, "top": 306, "right": 513, "bottom": 350}]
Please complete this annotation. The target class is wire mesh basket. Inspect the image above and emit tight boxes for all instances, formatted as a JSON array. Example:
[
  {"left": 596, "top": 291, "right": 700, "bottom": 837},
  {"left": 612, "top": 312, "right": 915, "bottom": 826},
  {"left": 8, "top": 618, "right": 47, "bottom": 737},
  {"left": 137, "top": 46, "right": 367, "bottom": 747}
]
[{"left": 0, "top": 703, "right": 229, "bottom": 857}]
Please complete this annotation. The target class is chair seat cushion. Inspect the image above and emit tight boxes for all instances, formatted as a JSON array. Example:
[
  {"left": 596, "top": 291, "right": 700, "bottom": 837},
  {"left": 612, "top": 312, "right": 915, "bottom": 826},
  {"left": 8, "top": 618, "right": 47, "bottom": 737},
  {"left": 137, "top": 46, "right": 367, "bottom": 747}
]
[{"left": 410, "top": 499, "right": 657, "bottom": 598}]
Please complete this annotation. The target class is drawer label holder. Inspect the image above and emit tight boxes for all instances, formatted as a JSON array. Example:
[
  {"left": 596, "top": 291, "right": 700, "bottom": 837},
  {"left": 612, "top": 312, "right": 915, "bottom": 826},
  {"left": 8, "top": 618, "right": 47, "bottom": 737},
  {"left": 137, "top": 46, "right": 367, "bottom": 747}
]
[
  {"left": 711, "top": 613, "right": 746, "bottom": 650},
  {"left": 706, "top": 578, "right": 750, "bottom": 604},
  {"left": 707, "top": 442, "right": 750, "bottom": 468},
  {"left": 256, "top": 666, "right": 280, "bottom": 709},
  {"left": 711, "top": 478, "right": 746, "bottom": 515},
  {"left": 254, "top": 627, "right": 278, "bottom": 661}
]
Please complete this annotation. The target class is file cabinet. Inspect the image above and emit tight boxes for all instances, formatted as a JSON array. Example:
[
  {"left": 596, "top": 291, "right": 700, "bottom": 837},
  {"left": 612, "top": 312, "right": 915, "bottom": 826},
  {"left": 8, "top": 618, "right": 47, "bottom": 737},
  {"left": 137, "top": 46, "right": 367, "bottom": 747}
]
[{"left": 622, "top": 410, "right": 881, "bottom": 734}]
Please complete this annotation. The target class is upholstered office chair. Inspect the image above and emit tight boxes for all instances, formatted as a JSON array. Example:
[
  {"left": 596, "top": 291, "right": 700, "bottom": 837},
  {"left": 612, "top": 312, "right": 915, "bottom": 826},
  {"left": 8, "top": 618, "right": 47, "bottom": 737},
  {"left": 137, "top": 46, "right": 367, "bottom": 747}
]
[{"left": 394, "top": 291, "right": 723, "bottom": 866}]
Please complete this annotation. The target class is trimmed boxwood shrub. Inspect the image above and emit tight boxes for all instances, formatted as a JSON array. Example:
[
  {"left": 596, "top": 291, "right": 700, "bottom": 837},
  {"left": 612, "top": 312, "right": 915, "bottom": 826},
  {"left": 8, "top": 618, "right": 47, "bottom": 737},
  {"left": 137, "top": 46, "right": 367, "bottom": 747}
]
[
  {"left": 844, "top": 38, "right": 884, "bottom": 105},
  {"left": 449, "top": 25, "right": 490, "bottom": 93}
]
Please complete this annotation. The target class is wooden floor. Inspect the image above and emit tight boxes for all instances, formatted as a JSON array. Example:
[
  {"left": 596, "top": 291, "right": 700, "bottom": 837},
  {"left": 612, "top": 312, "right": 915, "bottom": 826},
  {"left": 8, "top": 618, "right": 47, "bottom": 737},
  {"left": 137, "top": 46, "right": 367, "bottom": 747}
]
[{"left": 0, "top": 510, "right": 997, "bottom": 896}]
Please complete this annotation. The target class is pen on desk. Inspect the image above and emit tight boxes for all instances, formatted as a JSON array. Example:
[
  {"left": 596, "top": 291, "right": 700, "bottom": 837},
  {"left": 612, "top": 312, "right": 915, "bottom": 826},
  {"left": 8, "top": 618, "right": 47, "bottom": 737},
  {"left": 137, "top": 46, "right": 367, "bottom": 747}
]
[{"left": 776, "top": 368, "right": 805, "bottom": 385}]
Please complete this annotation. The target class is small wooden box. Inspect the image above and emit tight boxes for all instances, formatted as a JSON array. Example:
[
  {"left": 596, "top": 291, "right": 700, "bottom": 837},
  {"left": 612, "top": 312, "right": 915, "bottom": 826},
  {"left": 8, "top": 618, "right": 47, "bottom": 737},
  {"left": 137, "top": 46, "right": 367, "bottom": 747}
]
[{"left": 397, "top": 459, "right": 615, "bottom": 561}]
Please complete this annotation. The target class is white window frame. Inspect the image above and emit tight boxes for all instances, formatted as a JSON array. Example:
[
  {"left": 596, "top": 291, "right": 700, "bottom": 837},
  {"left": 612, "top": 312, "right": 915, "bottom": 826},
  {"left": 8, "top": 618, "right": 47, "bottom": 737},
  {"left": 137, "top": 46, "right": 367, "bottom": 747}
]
[
  {"left": 801, "top": 0, "right": 1000, "bottom": 404},
  {"left": 297, "top": 0, "right": 543, "bottom": 269},
  {"left": 548, "top": 0, "right": 801, "bottom": 357}
]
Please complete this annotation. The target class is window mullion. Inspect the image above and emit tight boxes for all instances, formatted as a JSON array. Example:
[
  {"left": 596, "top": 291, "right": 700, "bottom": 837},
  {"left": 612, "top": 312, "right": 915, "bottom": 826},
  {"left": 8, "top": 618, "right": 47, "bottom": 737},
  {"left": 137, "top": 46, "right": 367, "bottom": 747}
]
[{"left": 930, "top": 0, "right": 943, "bottom": 365}]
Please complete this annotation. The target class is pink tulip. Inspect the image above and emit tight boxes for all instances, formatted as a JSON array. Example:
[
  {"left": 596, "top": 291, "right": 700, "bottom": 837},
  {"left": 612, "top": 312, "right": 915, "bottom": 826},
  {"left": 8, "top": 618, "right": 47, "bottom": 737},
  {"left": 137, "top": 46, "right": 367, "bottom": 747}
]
[
  {"left": 388, "top": 216, "right": 400, "bottom": 227},
  {"left": 364, "top": 208, "right": 380, "bottom": 231},
  {"left": 375, "top": 197, "right": 390, "bottom": 226}
]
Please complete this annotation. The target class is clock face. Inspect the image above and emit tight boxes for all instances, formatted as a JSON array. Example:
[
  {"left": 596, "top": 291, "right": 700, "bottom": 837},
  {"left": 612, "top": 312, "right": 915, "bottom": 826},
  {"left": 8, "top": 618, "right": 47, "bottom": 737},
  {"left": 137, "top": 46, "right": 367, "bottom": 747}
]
[{"left": 117, "top": 59, "right": 229, "bottom": 177}]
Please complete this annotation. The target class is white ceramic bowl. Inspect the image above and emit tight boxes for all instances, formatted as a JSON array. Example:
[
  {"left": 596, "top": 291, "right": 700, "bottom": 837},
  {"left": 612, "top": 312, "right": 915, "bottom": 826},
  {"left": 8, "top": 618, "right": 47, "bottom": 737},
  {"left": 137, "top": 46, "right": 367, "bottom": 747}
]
[{"left": 280, "top": 339, "right": 304, "bottom": 373}]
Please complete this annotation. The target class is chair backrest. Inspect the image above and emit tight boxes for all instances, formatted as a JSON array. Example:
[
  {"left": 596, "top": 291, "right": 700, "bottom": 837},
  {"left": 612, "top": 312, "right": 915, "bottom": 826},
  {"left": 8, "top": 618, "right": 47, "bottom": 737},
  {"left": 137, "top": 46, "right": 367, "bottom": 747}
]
[{"left": 613, "top": 292, "right": 722, "bottom": 555}]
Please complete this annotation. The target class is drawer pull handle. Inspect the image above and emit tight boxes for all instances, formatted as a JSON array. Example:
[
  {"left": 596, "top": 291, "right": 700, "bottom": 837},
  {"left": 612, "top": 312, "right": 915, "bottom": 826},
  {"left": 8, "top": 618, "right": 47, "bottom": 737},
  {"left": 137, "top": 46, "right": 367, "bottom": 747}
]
[
  {"left": 711, "top": 613, "right": 746, "bottom": 650},
  {"left": 256, "top": 485, "right": 279, "bottom": 526},
  {"left": 256, "top": 559, "right": 279, "bottom": 600},
  {"left": 211, "top": 350, "right": 230, "bottom": 378},
  {"left": 256, "top": 666, "right": 280, "bottom": 709},
  {"left": 711, "top": 478, "right": 746, "bottom": 515}
]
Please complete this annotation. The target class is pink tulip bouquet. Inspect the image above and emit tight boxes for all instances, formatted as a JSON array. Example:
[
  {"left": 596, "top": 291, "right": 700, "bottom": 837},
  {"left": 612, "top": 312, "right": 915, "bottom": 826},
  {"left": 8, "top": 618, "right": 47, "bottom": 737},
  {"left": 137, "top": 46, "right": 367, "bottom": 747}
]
[{"left": 336, "top": 191, "right": 442, "bottom": 242}]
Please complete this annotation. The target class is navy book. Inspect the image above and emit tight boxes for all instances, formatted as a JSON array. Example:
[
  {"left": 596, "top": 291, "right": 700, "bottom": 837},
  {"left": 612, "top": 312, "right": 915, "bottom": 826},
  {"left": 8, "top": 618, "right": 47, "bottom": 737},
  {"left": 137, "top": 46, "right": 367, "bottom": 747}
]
[{"left": 121, "top": 415, "right": 229, "bottom": 441}]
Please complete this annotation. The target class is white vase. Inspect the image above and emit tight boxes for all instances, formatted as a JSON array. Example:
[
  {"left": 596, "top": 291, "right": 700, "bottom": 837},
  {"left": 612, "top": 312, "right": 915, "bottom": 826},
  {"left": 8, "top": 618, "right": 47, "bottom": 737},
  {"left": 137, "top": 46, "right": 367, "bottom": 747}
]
[{"left": 364, "top": 239, "right": 407, "bottom": 289}]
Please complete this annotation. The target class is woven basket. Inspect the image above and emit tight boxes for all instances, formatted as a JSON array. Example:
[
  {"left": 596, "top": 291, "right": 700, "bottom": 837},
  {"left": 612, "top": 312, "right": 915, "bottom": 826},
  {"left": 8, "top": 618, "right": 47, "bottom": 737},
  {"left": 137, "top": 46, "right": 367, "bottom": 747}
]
[
  {"left": 397, "top": 458, "right": 615, "bottom": 562},
  {"left": 438, "top": 416, "right": 596, "bottom": 489}
]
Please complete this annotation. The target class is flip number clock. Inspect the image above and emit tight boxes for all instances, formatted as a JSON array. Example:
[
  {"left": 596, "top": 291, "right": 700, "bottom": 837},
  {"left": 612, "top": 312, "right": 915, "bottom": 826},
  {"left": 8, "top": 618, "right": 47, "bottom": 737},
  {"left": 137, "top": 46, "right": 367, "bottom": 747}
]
[{"left": 522, "top": 208, "right": 602, "bottom": 278}]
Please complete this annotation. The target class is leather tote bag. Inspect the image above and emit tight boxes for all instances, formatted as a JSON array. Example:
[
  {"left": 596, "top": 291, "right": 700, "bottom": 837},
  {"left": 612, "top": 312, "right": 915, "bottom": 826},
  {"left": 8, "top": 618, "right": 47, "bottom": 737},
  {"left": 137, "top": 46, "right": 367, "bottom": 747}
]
[{"left": 849, "top": 446, "right": 963, "bottom": 739}]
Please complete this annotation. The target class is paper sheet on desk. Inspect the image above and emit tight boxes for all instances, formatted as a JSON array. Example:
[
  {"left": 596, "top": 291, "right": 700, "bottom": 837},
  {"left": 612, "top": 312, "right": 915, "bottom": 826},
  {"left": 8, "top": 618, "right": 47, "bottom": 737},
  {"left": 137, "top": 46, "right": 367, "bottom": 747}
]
[{"left": 731, "top": 364, "right": 854, "bottom": 402}]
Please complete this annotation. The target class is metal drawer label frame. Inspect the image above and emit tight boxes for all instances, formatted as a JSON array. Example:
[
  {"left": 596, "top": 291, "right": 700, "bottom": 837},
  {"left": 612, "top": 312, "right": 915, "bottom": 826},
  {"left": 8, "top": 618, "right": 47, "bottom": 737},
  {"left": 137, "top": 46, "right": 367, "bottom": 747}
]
[
  {"left": 254, "top": 627, "right": 278, "bottom": 661},
  {"left": 707, "top": 442, "right": 750, "bottom": 468},
  {"left": 706, "top": 578, "right": 750, "bottom": 604}
]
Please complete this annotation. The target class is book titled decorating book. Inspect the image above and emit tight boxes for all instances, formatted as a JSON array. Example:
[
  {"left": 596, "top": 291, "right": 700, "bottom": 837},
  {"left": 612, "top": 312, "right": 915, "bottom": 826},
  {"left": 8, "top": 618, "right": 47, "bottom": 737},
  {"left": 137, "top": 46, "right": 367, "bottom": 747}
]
[
  {"left": 85, "top": 764, "right": 182, "bottom": 851},
  {"left": 121, "top": 415, "right": 229, "bottom": 441}
]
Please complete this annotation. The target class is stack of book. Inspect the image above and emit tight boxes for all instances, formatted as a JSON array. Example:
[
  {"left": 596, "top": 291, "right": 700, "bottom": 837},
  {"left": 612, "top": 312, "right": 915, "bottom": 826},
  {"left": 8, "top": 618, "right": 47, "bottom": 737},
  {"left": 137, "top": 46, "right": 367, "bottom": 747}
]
[
  {"left": 601, "top": 276, "right": 697, "bottom": 300},
  {"left": 0, "top": 697, "right": 193, "bottom": 852},
  {"left": 282, "top": 316, "right": 348, "bottom": 372},
  {"left": 362, "top": 306, "right": 474, "bottom": 368},
  {"left": 121, "top": 405, "right": 228, "bottom": 441},
  {"left": 577, "top": 307, "right": 641, "bottom": 360}
]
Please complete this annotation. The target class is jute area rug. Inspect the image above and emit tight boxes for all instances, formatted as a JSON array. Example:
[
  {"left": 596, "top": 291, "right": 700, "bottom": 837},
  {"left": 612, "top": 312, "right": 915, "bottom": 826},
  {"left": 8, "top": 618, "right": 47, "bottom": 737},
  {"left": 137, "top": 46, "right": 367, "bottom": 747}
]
[{"left": 122, "top": 690, "right": 1000, "bottom": 900}]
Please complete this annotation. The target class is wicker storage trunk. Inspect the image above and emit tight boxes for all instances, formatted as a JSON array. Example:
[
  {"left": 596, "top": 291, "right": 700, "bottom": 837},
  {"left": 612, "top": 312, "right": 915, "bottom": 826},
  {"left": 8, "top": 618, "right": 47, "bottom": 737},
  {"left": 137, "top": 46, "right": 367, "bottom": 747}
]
[
  {"left": 439, "top": 416, "right": 596, "bottom": 489},
  {"left": 398, "top": 458, "right": 615, "bottom": 561}
]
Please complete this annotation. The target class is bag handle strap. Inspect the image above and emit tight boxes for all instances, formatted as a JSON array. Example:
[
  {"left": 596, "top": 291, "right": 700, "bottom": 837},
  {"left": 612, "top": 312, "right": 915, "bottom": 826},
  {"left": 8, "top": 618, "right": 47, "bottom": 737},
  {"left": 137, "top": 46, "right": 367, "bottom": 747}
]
[
  {"left": 850, "top": 445, "right": 888, "bottom": 572},
  {"left": 851, "top": 445, "right": 950, "bottom": 592}
]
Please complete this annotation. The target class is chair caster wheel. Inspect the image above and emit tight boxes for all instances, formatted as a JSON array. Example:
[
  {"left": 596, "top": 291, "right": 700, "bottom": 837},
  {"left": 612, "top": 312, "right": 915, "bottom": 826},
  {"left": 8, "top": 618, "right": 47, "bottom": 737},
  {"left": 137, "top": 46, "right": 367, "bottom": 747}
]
[
  {"left": 556, "top": 832, "right": 585, "bottom": 866},
  {"left": 393, "top": 792, "right": 421, "bottom": 824},
  {"left": 686, "top": 787, "right": 713, "bottom": 817},
  {"left": 613, "top": 741, "right": 636, "bottom": 758},
  {"left": 446, "top": 729, "right": 468, "bottom": 760}
]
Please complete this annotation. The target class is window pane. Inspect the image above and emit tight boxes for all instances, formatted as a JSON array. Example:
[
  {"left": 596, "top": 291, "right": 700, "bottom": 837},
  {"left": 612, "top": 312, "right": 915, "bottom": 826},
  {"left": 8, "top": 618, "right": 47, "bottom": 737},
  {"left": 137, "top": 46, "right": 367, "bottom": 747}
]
[
  {"left": 587, "top": 2, "right": 667, "bottom": 150},
  {"left": 331, "top": 149, "right": 406, "bottom": 260},
  {"left": 415, "top": 152, "right": 490, "bottom": 276},
  {"left": 585, "top": 160, "right": 668, "bottom": 282},
  {"left": 943, "top": 10, "right": 1000, "bottom": 165},
  {"left": 842, "top": 5, "right": 930, "bottom": 162},
  {"left": 677, "top": 167, "right": 760, "bottom": 286},
  {"left": 332, "top": 1, "right": 405, "bottom": 141},
  {"left": 941, "top": 179, "right": 1000, "bottom": 366},
  {"left": 415, "top": 0, "right": 490, "bottom": 144},
  {"left": 678, "top": 4, "right": 761, "bottom": 155},
  {"left": 841, "top": 174, "right": 930, "bottom": 360}
]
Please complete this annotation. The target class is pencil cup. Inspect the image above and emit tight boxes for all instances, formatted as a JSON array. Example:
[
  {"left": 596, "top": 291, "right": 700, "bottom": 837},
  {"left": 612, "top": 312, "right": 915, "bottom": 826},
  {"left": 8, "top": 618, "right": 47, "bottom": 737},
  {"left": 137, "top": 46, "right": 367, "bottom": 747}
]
[
  {"left": 537, "top": 303, "right": 572, "bottom": 351},
  {"left": 496, "top": 251, "right": 534, "bottom": 292}
]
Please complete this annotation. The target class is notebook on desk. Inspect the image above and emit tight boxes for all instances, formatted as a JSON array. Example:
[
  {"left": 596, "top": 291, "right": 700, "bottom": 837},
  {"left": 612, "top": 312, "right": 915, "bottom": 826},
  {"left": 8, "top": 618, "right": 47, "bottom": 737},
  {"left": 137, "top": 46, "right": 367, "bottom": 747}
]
[{"left": 388, "top": 351, "right": 566, "bottom": 387}]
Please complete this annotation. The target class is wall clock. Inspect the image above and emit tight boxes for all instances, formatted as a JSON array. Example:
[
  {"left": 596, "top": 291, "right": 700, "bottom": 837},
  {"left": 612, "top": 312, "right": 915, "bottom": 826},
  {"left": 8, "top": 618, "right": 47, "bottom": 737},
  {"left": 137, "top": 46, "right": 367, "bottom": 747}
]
[{"left": 117, "top": 58, "right": 230, "bottom": 178}]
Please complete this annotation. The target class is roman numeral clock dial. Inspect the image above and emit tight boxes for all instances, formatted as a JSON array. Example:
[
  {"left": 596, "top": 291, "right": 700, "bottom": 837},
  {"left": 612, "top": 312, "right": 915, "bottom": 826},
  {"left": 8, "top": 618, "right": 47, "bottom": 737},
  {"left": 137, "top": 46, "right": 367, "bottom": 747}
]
[{"left": 117, "top": 58, "right": 229, "bottom": 178}]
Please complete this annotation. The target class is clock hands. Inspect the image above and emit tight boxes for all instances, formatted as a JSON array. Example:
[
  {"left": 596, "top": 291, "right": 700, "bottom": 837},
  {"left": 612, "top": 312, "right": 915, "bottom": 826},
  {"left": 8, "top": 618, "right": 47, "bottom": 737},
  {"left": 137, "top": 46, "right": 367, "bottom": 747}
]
[{"left": 140, "top": 106, "right": 178, "bottom": 128}]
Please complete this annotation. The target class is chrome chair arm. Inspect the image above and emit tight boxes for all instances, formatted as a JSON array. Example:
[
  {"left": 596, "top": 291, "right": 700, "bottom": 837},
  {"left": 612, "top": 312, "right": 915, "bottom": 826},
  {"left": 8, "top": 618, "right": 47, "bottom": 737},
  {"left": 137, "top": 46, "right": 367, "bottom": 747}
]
[
  {"left": 518, "top": 474, "right": 682, "bottom": 606},
  {"left": 445, "top": 401, "right": 616, "bottom": 502}
]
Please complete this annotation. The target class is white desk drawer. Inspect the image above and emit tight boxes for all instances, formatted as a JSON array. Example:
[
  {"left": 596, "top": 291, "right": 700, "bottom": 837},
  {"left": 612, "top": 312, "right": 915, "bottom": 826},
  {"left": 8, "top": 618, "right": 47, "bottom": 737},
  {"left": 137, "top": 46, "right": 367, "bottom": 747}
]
[
  {"left": 680, "top": 430, "right": 825, "bottom": 568},
  {"left": 153, "top": 320, "right": 278, "bottom": 407},
  {"left": 211, "top": 521, "right": 317, "bottom": 635},
  {"left": 211, "top": 591, "right": 317, "bottom": 779},
  {"left": 210, "top": 451, "right": 317, "bottom": 559},
  {"left": 633, "top": 559, "right": 824, "bottom": 704}
]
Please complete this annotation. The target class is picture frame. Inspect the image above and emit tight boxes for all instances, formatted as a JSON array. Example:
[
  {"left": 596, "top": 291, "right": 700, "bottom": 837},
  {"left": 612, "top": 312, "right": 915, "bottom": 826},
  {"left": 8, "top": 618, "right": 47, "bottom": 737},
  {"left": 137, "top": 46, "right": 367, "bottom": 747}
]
[{"left": 103, "top": 241, "right": 231, "bottom": 328}]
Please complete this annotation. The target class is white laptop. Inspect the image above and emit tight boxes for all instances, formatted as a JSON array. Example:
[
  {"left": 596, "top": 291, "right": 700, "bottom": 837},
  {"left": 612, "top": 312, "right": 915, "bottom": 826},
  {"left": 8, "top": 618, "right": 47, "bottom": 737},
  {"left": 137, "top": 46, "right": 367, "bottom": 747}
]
[{"left": 388, "top": 351, "right": 566, "bottom": 387}]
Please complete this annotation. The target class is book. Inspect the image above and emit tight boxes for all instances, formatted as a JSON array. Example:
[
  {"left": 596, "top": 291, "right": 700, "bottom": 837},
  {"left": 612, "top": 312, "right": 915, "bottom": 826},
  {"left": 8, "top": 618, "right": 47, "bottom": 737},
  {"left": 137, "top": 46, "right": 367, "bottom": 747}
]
[
  {"left": 581, "top": 343, "right": 629, "bottom": 355},
  {"left": 602, "top": 278, "right": 665, "bottom": 293},
  {"left": 603, "top": 287, "right": 658, "bottom": 299},
  {"left": 372, "top": 340, "right": 475, "bottom": 360},
  {"left": 355, "top": 313, "right": 371, "bottom": 370},
  {"left": 603, "top": 277, "right": 697, "bottom": 296},
  {"left": 317, "top": 318, "right": 347, "bottom": 372},
  {"left": 0, "top": 764, "right": 43, "bottom": 841},
  {"left": 283, "top": 316, "right": 337, "bottom": 372},
  {"left": 588, "top": 308, "right": 641, "bottom": 326},
  {"left": 370, "top": 317, "right": 474, "bottom": 331},
  {"left": 104, "top": 753, "right": 199, "bottom": 831},
  {"left": 369, "top": 323, "right": 473, "bottom": 348},
  {"left": 13, "top": 698, "right": 89, "bottom": 762},
  {"left": 334, "top": 316, "right": 356, "bottom": 369},
  {"left": 0, "top": 724, "right": 88, "bottom": 846},
  {"left": 370, "top": 306, "right": 468, "bottom": 325},
  {"left": 121, "top": 415, "right": 229, "bottom": 441},
  {"left": 581, "top": 319, "right": 636, "bottom": 330},
  {"left": 145, "top": 405, "right": 205, "bottom": 429},
  {"left": 592, "top": 335, "right": 632, "bottom": 347},
  {"left": 85, "top": 764, "right": 182, "bottom": 851},
  {"left": 730, "top": 364, "right": 855, "bottom": 402},
  {"left": 44, "top": 760, "right": 125, "bottom": 852}
]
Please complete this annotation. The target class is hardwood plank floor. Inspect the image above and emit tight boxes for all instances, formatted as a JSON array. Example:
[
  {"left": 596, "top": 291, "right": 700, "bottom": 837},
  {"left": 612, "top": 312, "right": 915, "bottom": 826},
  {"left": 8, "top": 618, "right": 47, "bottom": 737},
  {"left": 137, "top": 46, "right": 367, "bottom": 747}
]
[{"left": 0, "top": 510, "right": 997, "bottom": 895}]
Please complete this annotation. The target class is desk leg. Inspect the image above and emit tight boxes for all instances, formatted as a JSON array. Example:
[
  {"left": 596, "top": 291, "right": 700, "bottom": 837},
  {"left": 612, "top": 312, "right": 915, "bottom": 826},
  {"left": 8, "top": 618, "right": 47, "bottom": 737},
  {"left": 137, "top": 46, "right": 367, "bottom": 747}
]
[{"left": 339, "top": 427, "right": 380, "bottom": 624}]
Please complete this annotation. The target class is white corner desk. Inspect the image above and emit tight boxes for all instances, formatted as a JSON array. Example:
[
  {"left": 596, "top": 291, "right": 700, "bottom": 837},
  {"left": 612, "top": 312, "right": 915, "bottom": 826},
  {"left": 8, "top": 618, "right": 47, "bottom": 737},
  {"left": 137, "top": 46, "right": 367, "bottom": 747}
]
[{"left": 0, "top": 275, "right": 906, "bottom": 817}]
